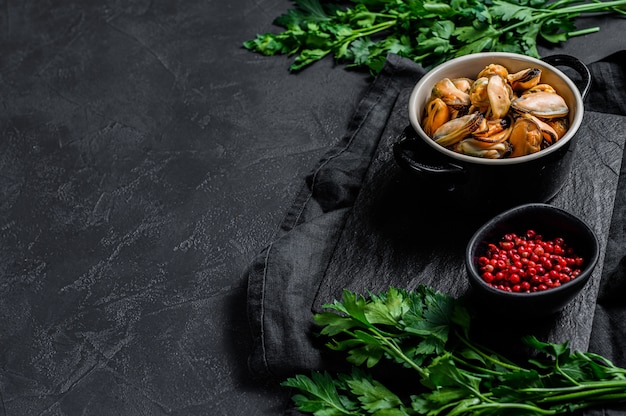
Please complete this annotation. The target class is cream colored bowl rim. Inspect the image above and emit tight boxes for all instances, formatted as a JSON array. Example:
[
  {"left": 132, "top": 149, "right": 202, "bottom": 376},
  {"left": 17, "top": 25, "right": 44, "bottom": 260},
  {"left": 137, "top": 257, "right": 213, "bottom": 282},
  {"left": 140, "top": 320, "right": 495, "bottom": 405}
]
[{"left": 408, "top": 52, "right": 584, "bottom": 165}]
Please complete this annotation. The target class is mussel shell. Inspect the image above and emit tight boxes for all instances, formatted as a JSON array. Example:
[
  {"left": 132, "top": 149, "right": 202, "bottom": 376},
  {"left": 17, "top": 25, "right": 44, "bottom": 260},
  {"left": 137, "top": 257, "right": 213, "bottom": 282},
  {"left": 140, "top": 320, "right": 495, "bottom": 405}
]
[{"left": 508, "top": 68, "right": 542, "bottom": 91}]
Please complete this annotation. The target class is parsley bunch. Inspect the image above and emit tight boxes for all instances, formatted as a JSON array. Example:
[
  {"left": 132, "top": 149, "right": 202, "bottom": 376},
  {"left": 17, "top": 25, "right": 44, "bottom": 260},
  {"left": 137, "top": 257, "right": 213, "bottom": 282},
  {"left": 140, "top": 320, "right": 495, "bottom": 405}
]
[
  {"left": 244, "top": 0, "right": 626, "bottom": 74},
  {"left": 283, "top": 286, "right": 626, "bottom": 415}
]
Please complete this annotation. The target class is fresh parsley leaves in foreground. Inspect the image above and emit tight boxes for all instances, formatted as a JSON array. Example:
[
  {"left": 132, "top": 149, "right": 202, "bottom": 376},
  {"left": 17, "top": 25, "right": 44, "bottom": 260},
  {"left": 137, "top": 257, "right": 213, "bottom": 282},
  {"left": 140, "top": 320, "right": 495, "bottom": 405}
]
[
  {"left": 283, "top": 286, "right": 626, "bottom": 415},
  {"left": 244, "top": 0, "right": 626, "bottom": 74}
]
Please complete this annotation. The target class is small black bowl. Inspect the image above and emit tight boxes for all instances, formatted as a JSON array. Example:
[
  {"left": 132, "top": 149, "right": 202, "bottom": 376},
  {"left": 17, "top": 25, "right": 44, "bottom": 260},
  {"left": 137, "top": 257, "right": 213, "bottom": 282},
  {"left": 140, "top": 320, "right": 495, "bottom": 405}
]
[{"left": 465, "top": 203, "right": 600, "bottom": 318}]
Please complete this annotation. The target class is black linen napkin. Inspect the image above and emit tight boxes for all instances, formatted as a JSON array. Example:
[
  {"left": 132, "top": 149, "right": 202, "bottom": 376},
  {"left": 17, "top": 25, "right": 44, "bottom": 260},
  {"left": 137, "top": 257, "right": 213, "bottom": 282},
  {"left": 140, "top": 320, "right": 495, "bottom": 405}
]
[{"left": 245, "top": 52, "right": 626, "bottom": 385}]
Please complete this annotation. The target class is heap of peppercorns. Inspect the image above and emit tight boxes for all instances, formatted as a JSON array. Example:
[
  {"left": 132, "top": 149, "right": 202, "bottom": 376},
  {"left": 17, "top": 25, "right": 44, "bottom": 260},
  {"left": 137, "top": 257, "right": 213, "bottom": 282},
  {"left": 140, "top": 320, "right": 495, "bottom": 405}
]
[{"left": 477, "top": 229, "right": 585, "bottom": 293}]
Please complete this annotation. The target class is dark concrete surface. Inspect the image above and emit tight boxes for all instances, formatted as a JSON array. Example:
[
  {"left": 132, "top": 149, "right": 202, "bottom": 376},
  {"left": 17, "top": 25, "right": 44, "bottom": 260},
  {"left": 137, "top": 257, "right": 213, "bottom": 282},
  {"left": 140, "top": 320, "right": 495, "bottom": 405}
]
[{"left": 0, "top": 1, "right": 624, "bottom": 415}]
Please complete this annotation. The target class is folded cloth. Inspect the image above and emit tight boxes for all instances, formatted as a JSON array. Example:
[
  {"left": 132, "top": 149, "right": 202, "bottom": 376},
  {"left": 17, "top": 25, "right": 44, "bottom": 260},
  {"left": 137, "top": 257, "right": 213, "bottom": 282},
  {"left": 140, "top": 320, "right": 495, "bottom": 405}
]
[
  {"left": 583, "top": 50, "right": 626, "bottom": 416},
  {"left": 245, "top": 52, "right": 626, "bottom": 390},
  {"left": 246, "top": 55, "right": 426, "bottom": 377}
]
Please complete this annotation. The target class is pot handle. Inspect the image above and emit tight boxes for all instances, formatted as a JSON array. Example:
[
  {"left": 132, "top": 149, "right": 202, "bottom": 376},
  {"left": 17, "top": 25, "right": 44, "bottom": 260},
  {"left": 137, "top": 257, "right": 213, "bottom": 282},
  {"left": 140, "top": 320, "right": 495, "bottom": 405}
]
[
  {"left": 393, "top": 126, "right": 466, "bottom": 182},
  {"left": 541, "top": 54, "right": 592, "bottom": 100}
]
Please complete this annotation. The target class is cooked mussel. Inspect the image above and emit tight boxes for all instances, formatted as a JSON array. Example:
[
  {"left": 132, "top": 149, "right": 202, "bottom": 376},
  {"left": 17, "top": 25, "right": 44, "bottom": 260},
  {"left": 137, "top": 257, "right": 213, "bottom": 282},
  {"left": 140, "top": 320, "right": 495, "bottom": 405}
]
[
  {"left": 422, "top": 98, "right": 451, "bottom": 137},
  {"left": 452, "top": 77, "right": 474, "bottom": 94},
  {"left": 547, "top": 117, "right": 569, "bottom": 140},
  {"left": 478, "top": 64, "right": 509, "bottom": 79},
  {"left": 486, "top": 75, "right": 512, "bottom": 119},
  {"left": 469, "top": 77, "right": 490, "bottom": 111},
  {"left": 508, "top": 68, "right": 541, "bottom": 92},
  {"left": 509, "top": 114, "right": 559, "bottom": 157},
  {"left": 431, "top": 78, "right": 471, "bottom": 110},
  {"left": 522, "top": 83, "right": 556, "bottom": 95},
  {"left": 420, "top": 62, "right": 570, "bottom": 159},
  {"left": 469, "top": 75, "right": 512, "bottom": 119},
  {"left": 455, "top": 139, "right": 509, "bottom": 159},
  {"left": 511, "top": 91, "right": 569, "bottom": 119},
  {"left": 433, "top": 112, "right": 484, "bottom": 147},
  {"left": 473, "top": 116, "right": 513, "bottom": 144},
  {"left": 509, "top": 116, "right": 543, "bottom": 158}
]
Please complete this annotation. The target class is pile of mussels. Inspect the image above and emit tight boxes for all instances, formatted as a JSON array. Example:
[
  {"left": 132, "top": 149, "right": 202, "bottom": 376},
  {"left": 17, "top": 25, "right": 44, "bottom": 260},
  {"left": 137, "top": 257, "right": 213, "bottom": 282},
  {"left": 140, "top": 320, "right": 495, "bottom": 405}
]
[{"left": 421, "top": 64, "right": 570, "bottom": 159}]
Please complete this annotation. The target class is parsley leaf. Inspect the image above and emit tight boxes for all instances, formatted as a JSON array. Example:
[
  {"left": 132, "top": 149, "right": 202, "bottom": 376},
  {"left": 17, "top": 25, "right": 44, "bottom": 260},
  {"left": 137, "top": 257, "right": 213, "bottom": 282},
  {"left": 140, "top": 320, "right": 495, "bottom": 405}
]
[
  {"left": 282, "top": 371, "right": 358, "bottom": 415},
  {"left": 244, "top": 0, "right": 626, "bottom": 74},
  {"left": 283, "top": 285, "right": 626, "bottom": 415}
]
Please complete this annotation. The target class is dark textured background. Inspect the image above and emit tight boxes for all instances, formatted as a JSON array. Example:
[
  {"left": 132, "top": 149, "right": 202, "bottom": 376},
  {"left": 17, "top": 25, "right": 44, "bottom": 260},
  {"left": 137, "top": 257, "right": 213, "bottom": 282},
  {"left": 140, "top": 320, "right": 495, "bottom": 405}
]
[{"left": 0, "top": 1, "right": 625, "bottom": 415}]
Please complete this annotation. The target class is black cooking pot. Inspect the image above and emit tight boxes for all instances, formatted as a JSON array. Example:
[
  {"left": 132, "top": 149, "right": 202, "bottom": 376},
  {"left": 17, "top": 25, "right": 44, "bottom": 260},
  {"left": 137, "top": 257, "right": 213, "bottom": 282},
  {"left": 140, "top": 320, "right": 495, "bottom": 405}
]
[{"left": 394, "top": 53, "right": 591, "bottom": 213}]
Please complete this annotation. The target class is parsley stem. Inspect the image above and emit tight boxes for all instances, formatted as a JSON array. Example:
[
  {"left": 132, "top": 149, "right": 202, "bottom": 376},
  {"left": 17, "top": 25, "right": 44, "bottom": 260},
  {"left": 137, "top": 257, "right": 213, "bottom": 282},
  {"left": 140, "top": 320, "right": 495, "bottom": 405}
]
[
  {"left": 537, "top": 385, "right": 626, "bottom": 404},
  {"left": 454, "top": 329, "right": 524, "bottom": 372},
  {"left": 450, "top": 401, "right": 558, "bottom": 415},
  {"left": 546, "top": 0, "right": 581, "bottom": 9},
  {"left": 451, "top": 354, "right": 505, "bottom": 376},
  {"left": 369, "top": 328, "right": 491, "bottom": 404},
  {"left": 553, "top": 0, "right": 626, "bottom": 14},
  {"left": 555, "top": 362, "right": 583, "bottom": 387},
  {"left": 567, "top": 27, "right": 601, "bottom": 37},
  {"left": 497, "top": 0, "right": 626, "bottom": 38},
  {"left": 346, "top": 19, "right": 396, "bottom": 39},
  {"left": 523, "top": 380, "right": 626, "bottom": 397},
  {"left": 289, "top": 286, "right": 626, "bottom": 416},
  {"left": 369, "top": 328, "right": 428, "bottom": 378},
  {"left": 584, "top": 352, "right": 626, "bottom": 377},
  {"left": 570, "top": 392, "right": 626, "bottom": 411}
]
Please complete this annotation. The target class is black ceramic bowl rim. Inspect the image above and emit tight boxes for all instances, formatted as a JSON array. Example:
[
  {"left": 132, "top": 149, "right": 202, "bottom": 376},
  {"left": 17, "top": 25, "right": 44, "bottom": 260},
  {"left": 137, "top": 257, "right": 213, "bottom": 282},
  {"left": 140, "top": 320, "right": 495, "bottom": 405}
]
[
  {"left": 408, "top": 52, "right": 584, "bottom": 166},
  {"left": 465, "top": 203, "right": 600, "bottom": 299}
]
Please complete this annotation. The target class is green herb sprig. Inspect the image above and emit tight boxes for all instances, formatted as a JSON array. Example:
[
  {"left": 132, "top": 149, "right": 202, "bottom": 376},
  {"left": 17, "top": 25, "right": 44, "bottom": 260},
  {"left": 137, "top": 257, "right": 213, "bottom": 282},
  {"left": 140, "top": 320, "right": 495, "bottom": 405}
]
[
  {"left": 282, "top": 286, "right": 626, "bottom": 415},
  {"left": 244, "top": 0, "right": 626, "bottom": 74}
]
